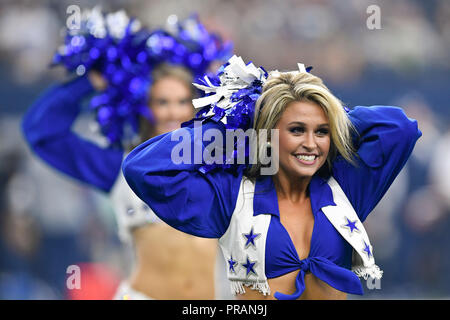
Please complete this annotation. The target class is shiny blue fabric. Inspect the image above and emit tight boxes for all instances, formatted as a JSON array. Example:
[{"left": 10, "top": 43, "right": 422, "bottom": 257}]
[
  {"left": 22, "top": 76, "right": 124, "bottom": 193},
  {"left": 258, "top": 174, "right": 361, "bottom": 298},
  {"left": 273, "top": 256, "right": 363, "bottom": 299},
  {"left": 121, "top": 105, "right": 421, "bottom": 299},
  {"left": 22, "top": 81, "right": 422, "bottom": 298}
]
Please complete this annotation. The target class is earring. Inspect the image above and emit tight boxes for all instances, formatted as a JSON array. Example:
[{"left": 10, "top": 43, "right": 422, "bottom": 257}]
[{"left": 266, "top": 141, "right": 272, "bottom": 157}]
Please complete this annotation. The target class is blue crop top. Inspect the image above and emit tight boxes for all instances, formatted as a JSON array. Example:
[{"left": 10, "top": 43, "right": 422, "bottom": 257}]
[
  {"left": 255, "top": 173, "right": 360, "bottom": 299},
  {"left": 122, "top": 105, "right": 421, "bottom": 299}
]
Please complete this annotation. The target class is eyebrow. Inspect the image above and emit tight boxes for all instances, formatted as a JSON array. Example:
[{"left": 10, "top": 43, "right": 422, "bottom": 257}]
[{"left": 288, "top": 121, "right": 329, "bottom": 127}]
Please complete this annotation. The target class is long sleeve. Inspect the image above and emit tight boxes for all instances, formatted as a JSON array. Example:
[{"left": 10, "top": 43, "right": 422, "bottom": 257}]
[
  {"left": 22, "top": 75, "right": 124, "bottom": 192},
  {"left": 122, "top": 120, "right": 244, "bottom": 238},
  {"left": 332, "top": 105, "right": 422, "bottom": 222}
]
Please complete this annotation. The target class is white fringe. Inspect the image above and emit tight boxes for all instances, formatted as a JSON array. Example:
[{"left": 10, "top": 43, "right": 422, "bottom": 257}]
[
  {"left": 352, "top": 264, "right": 383, "bottom": 280},
  {"left": 230, "top": 280, "right": 271, "bottom": 296}
]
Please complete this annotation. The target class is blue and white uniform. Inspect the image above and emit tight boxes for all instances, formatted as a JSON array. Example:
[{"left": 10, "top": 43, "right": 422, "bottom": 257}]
[
  {"left": 21, "top": 75, "right": 160, "bottom": 299},
  {"left": 21, "top": 76, "right": 161, "bottom": 240},
  {"left": 122, "top": 105, "right": 422, "bottom": 299},
  {"left": 22, "top": 76, "right": 124, "bottom": 193}
]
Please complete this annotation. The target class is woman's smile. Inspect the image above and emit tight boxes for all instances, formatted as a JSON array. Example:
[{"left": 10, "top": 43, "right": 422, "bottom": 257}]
[
  {"left": 276, "top": 100, "right": 331, "bottom": 179},
  {"left": 294, "top": 153, "right": 319, "bottom": 165}
]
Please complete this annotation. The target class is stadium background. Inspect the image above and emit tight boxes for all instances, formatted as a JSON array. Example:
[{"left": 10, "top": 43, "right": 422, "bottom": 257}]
[{"left": 0, "top": 0, "right": 449, "bottom": 299}]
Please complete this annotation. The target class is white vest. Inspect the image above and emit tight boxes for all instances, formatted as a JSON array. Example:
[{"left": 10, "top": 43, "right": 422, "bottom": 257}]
[{"left": 218, "top": 176, "right": 383, "bottom": 296}]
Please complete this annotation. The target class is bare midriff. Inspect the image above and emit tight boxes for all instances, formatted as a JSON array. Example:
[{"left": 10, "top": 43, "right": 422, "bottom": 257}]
[
  {"left": 129, "top": 223, "right": 218, "bottom": 299},
  {"left": 237, "top": 269, "right": 347, "bottom": 300}
]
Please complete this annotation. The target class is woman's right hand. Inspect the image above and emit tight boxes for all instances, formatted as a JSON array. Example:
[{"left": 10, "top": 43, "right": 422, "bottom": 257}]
[{"left": 88, "top": 70, "right": 108, "bottom": 91}]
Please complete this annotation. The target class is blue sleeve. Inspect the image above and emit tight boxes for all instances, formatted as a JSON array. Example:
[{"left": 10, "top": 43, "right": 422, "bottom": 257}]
[
  {"left": 332, "top": 105, "right": 422, "bottom": 222},
  {"left": 21, "top": 75, "right": 124, "bottom": 193},
  {"left": 122, "top": 120, "right": 244, "bottom": 238}
]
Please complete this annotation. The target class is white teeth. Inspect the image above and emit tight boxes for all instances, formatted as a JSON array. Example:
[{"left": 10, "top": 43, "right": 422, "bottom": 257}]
[{"left": 296, "top": 155, "right": 316, "bottom": 161}]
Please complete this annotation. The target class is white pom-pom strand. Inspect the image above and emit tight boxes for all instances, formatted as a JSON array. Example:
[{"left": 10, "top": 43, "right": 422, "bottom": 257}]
[{"left": 192, "top": 55, "right": 267, "bottom": 110}]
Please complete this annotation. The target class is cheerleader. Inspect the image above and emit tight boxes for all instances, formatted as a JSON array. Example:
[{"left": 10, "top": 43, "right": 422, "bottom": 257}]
[
  {"left": 122, "top": 56, "right": 422, "bottom": 299},
  {"left": 22, "top": 8, "right": 232, "bottom": 300}
]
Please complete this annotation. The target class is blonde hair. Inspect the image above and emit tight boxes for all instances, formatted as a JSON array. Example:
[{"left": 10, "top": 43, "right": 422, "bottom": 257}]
[
  {"left": 246, "top": 70, "right": 357, "bottom": 178},
  {"left": 150, "top": 63, "right": 196, "bottom": 98},
  {"left": 137, "top": 63, "right": 195, "bottom": 145}
]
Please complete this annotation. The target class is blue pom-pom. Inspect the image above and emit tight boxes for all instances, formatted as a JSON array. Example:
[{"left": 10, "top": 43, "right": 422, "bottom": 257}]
[{"left": 53, "top": 9, "right": 232, "bottom": 146}]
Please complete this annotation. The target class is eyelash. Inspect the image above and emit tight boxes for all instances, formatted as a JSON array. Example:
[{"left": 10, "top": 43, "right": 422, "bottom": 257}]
[
  {"left": 289, "top": 127, "right": 329, "bottom": 135},
  {"left": 289, "top": 127, "right": 304, "bottom": 134}
]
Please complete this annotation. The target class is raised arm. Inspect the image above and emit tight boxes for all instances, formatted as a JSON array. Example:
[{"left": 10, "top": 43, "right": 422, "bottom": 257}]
[
  {"left": 22, "top": 75, "right": 124, "bottom": 192},
  {"left": 122, "top": 120, "right": 243, "bottom": 238},
  {"left": 332, "top": 105, "right": 422, "bottom": 222}
]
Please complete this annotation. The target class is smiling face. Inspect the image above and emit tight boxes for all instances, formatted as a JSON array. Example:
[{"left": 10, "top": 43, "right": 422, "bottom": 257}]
[
  {"left": 275, "top": 100, "right": 331, "bottom": 179},
  {"left": 149, "top": 76, "right": 194, "bottom": 136}
]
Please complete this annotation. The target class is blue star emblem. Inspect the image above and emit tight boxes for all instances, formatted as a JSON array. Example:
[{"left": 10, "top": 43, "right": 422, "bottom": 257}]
[
  {"left": 242, "top": 227, "right": 261, "bottom": 249},
  {"left": 341, "top": 216, "right": 360, "bottom": 236},
  {"left": 228, "top": 256, "right": 237, "bottom": 273},
  {"left": 242, "top": 256, "right": 257, "bottom": 277},
  {"left": 363, "top": 241, "right": 373, "bottom": 259}
]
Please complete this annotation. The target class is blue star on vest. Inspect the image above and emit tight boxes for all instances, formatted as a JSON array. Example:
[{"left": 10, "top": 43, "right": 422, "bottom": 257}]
[
  {"left": 363, "top": 241, "right": 373, "bottom": 259},
  {"left": 228, "top": 256, "right": 237, "bottom": 273},
  {"left": 242, "top": 256, "right": 257, "bottom": 277},
  {"left": 242, "top": 227, "right": 261, "bottom": 249},
  {"left": 341, "top": 217, "right": 360, "bottom": 235}
]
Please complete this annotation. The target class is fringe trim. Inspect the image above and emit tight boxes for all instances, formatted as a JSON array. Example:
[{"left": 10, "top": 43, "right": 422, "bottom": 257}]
[
  {"left": 229, "top": 280, "right": 271, "bottom": 296},
  {"left": 352, "top": 264, "right": 383, "bottom": 280}
]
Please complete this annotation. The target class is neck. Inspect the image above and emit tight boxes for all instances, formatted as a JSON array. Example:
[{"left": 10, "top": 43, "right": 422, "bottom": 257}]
[{"left": 273, "top": 170, "right": 311, "bottom": 203}]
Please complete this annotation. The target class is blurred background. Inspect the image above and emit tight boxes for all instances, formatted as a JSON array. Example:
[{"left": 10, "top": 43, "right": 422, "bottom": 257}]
[{"left": 0, "top": 0, "right": 449, "bottom": 299}]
